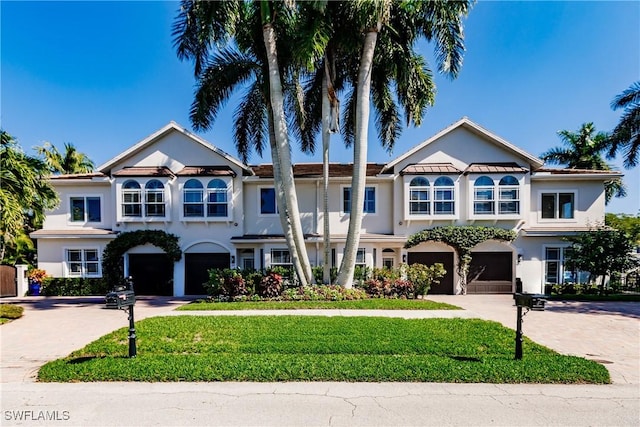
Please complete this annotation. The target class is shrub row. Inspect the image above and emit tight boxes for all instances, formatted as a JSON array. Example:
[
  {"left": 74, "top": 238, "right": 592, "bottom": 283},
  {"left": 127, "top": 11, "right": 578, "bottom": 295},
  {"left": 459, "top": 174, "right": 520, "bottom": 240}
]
[
  {"left": 205, "top": 263, "right": 446, "bottom": 301},
  {"left": 41, "top": 277, "right": 109, "bottom": 296}
]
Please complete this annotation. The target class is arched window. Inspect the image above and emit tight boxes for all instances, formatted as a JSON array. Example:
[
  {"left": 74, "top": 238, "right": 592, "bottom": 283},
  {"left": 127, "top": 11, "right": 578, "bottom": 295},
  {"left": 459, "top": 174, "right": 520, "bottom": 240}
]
[
  {"left": 409, "top": 177, "right": 430, "bottom": 214},
  {"left": 434, "top": 177, "right": 454, "bottom": 214},
  {"left": 474, "top": 176, "right": 495, "bottom": 214},
  {"left": 207, "top": 179, "right": 228, "bottom": 217},
  {"left": 122, "top": 180, "right": 142, "bottom": 217},
  {"left": 183, "top": 179, "right": 204, "bottom": 217},
  {"left": 498, "top": 175, "right": 520, "bottom": 214},
  {"left": 145, "top": 179, "right": 165, "bottom": 217}
]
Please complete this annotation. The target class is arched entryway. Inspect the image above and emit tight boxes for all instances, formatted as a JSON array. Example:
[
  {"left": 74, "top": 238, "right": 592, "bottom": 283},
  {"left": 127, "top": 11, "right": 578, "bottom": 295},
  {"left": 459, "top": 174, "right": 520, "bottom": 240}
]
[{"left": 183, "top": 242, "right": 231, "bottom": 295}]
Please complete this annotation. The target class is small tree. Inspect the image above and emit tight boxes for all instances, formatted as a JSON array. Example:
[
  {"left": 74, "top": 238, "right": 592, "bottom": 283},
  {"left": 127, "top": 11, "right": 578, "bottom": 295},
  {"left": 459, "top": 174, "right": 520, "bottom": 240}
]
[
  {"left": 564, "top": 227, "right": 639, "bottom": 294},
  {"left": 405, "top": 226, "right": 516, "bottom": 295}
]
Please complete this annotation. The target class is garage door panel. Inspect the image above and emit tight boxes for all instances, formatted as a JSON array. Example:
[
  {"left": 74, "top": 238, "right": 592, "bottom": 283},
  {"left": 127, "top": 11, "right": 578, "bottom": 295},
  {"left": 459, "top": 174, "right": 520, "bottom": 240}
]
[
  {"left": 129, "top": 254, "right": 173, "bottom": 296},
  {"left": 185, "top": 253, "right": 230, "bottom": 295},
  {"left": 407, "top": 252, "right": 454, "bottom": 295},
  {"left": 468, "top": 252, "right": 513, "bottom": 294}
]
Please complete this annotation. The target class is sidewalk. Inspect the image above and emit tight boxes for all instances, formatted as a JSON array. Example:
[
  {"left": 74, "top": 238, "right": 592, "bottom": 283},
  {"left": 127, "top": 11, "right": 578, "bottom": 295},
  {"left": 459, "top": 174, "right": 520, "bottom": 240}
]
[{"left": 1, "top": 295, "right": 638, "bottom": 426}]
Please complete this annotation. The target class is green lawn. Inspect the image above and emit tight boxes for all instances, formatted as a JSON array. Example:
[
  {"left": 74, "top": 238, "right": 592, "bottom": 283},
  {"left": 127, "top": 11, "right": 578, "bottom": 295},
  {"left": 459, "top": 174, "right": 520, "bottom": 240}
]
[
  {"left": 177, "top": 299, "right": 460, "bottom": 311},
  {"left": 38, "top": 316, "right": 609, "bottom": 384}
]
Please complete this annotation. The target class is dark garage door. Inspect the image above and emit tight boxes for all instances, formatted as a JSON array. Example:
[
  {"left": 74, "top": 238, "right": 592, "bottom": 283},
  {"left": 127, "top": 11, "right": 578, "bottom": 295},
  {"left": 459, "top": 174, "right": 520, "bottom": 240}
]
[
  {"left": 185, "top": 253, "right": 230, "bottom": 295},
  {"left": 407, "top": 252, "right": 454, "bottom": 295},
  {"left": 129, "top": 254, "right": 173, "bottom": 296},
  {"left": 468, "top": 252, "right": 513, "bottom": 294}
]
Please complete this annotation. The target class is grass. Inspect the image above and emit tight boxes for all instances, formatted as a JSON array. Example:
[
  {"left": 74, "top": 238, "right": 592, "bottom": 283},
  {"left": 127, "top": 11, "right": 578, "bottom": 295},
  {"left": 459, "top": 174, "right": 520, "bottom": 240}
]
[
  {"left": 0, "top": 304, "right": 24, "bottom": 324},
  {"left": 177, "top": 298, "right": 461, "bottom": 311},
  {"left": 38, "top": 316, "right": 609, "bottom": 384}
]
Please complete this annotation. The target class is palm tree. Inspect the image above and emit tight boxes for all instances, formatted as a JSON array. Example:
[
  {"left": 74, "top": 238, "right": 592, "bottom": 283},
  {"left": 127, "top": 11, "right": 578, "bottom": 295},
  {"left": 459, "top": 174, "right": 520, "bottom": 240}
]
[
  {"left": 541, "top": 122, "right": 626, "bottom": 203},
  {"left": 608, "top": 81, "right": 640, "bottom": 168},
  {"left": 0, "top": 131, "right": 58, "bottom": 262},
  {"left": 173, "top": 0, "right": 314, "bottom": 285},
  {"left": 334, "top": 1, "right": 471, "bottom": 288},
  {"left": 36, "top": 142, "right": 94, "bottom": 174}
]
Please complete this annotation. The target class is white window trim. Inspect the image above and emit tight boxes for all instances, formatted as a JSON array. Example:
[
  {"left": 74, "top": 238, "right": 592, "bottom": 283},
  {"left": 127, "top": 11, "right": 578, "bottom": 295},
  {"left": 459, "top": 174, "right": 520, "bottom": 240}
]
[
  {"left": 468, "top": 175, "right": 523, "bottom": 220},
  {"left": 269, "top": 248, "right": 292, "bottom": 269},
  {"left": 404, "top": 176, "right": 459, "bottom": 220},
  {"left": 258, "top": 186, "right": 279, "bottom": 217},
  {"left": 179, "top": 177, "right": 233, "bottom": 222},
  {"left": 67, "top": 194, "right": 104, "bottom": 226},
  {"left": 341, "top": 185, "right": 378, "bottom": 216},
  {"left": 63, "top": 247, "right": 102, "bottom": 278},
  {"left": 542, "top": 244, "right": 589, "bottom": 285},
  {"left": 116, "top": 178, "right": 172, "bottom": 223},
  {"left": 538, "top": 189, "right": 578, "bottom": 223}
]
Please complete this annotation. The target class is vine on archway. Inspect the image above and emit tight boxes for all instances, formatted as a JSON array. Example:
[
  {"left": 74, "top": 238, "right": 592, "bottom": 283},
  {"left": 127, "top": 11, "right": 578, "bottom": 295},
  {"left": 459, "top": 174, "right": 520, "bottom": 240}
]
[
  {"left": 102, "top": 230, "right": 181, "bottom": 287},
  {"left": 405, "top": 226, "right": 516, "bottom": 294}
]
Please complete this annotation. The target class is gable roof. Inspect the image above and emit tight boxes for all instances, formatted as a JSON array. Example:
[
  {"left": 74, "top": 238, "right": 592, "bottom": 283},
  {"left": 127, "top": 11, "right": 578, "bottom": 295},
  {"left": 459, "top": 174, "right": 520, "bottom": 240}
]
[
  {"left": 383, "top": 117, "right": 544, "bottom": 172},
  {"left": 97, "top": 122, "right": 253, "bottom": 176}
]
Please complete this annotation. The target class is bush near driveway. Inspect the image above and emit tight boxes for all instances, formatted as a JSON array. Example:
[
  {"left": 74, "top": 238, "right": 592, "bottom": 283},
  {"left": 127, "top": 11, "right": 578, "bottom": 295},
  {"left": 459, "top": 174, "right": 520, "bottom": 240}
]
[{"left": 0, "top": 304, "right": 24, "bottom": 324}]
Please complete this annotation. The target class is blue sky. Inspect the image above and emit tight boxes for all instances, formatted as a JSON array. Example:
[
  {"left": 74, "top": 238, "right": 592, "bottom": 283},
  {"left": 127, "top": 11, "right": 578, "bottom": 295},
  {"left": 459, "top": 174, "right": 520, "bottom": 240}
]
[{"left": 2, "top": 1, "right": 638, "bottom": 214}]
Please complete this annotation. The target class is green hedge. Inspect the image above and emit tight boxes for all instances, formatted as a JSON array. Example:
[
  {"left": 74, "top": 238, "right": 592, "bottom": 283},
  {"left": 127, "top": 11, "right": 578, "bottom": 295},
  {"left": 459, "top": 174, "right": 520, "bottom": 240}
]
[{"left": 42, "top": 277, "right": 109, "bottom": 296}]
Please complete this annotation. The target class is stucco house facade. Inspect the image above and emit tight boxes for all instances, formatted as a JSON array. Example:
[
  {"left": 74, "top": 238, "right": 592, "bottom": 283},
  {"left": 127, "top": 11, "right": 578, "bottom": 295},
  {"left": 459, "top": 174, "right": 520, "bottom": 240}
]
[{"left": 31, "top": 118, "right": 621, "bottom": 296}]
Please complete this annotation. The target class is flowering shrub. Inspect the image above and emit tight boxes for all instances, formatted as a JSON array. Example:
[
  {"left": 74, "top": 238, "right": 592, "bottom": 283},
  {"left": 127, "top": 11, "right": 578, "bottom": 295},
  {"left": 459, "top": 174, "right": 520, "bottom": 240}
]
[
  {"left": 205, "top": 269, "right": 247, "bottom": 299},
  {"left": 281, "top": 285, "right": 367, "bottom": 301},
  {"left": 27, "top": 268, "right": 48, "bottom": 283},
  {"left": 257, "top": 271, "right": 284, "bottom": 298}
]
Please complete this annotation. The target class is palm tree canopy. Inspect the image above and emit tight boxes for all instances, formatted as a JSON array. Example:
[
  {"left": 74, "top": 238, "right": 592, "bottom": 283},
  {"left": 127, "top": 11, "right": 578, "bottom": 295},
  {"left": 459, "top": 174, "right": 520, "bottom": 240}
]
[
  {"left": 36, "top": 142, "right": 94, "bottom": 174},
  {"left": 0, "top": 131, "right": 58, "bottom": 262},
  {"left": 541, "top": 122, "right": 626, "bottom": 204},
  {"left": 608, "top": 81, "right": 640, "bottom": 168}
]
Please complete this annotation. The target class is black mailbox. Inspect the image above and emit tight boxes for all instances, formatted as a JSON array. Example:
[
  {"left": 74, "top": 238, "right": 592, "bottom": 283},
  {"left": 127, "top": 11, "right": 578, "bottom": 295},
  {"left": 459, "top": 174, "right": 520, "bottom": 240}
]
[
  {"left": 105, "top": 281, "right": 136, "bottom": 309},
  {"left": 514, "top": 293, "right": 546, "bottom": 311}
]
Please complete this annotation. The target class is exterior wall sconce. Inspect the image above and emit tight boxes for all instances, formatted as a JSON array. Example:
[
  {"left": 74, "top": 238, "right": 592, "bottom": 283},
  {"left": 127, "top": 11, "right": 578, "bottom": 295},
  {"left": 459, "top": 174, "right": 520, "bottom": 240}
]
[
  {"left": 231, "top": 255, "right": 236, "bottom": 264},
  {"left": 402, "top": 254, "right": 407, "bottom": 263},
  {"left": 517, "top": 254, "right": 523, "bottom": 264}
]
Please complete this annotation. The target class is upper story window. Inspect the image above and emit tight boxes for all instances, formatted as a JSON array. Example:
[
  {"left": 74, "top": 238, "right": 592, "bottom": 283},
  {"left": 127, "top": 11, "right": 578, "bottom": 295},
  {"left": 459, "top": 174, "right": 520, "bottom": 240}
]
[
  {"left": 65, "top": 248, "right": 100, "bottom": 277},
  {"left": 498, "top": 176, "right": 520, "bottom": 214},
  {"left": 70, "top": 196, "right": 101, "bottom": 223},
  {"left": 145, "top": 180, "right": 166, "bottom": 217},
  {"left": 473, "top": 176, "right": 495, "bottom": 214},
  {"left": 260, "top": 187, "right": 277, "bottom": 215},
  {"left": 343, "top": 186, "right": 376, "bottom": 214},
  {"left": 183, "top": 179, "right": 204, "bottom": 217},
  {"left": 541, "top": 192, "right": 575, "bottom": 219},
  {"left": 207, "top": 179, "right": 228, "bottom": 217},
  {"left": 183, "top": 178, "right": 231, "bottom": 219},
  {"left": 409, "top": 177, "right": 430, "bottom": 215},
  {"left": 473, "top": 175, "right": 520, "bottom": 215},
  {"left": 122, "top": 180, "right": 142, "bottom": 217},
  {"left": 434, "top": 177, "right": 455, "bottom": 215}
]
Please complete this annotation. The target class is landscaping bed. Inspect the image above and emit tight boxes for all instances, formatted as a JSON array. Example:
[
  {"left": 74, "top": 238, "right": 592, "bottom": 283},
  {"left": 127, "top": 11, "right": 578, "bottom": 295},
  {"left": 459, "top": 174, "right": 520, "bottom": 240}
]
[
  {"left": 178, "top": 299, "right": 460, "bottom": 311},
  {"left": 38, "top": 316, "right": 609, "bottom": 384}
]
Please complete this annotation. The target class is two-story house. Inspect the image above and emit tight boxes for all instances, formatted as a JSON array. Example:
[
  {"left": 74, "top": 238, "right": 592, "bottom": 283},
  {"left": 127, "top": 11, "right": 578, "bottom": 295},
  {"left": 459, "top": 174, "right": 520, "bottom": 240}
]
[{"left": 31, "top": 118, "right": 621, "bottom": 296}]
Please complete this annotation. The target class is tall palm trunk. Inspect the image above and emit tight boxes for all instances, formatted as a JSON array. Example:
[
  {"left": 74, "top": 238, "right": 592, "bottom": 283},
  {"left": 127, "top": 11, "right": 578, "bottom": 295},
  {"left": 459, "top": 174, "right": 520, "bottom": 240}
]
[
  {"left": 262, "top": 17, "right": 313, "bottom": 285},
  {"left": 321, "top": 72, "right": 331, "bottom": 284},
  {"left": 336, "top": 25, "right": 379, "bottom": 289},
  {"left": 266, "top": 107, "right": 307, "bottom": 283}
]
